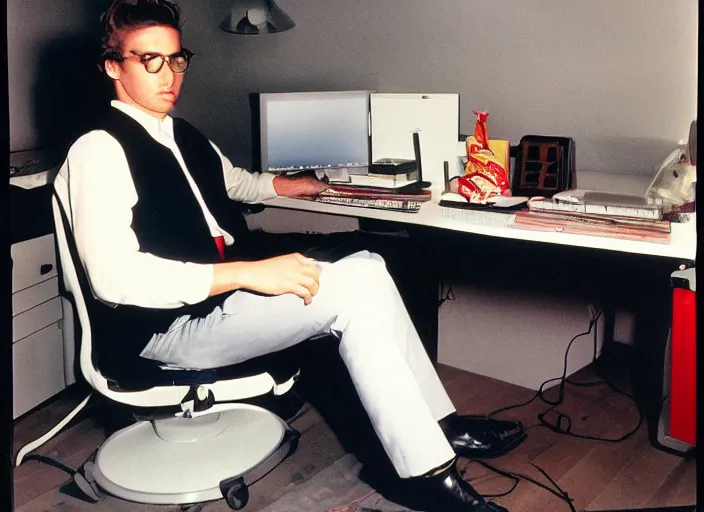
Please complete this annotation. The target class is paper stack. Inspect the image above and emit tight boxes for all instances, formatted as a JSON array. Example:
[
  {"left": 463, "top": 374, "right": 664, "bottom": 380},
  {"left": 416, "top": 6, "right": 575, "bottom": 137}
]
[{"left": 512, "top": 189, "right": 670, "bottom": 242}]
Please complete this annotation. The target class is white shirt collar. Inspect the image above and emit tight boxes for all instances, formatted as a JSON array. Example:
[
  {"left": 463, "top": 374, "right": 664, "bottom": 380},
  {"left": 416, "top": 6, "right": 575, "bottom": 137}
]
[{"left": 110, "top": 100, "right": 175, "bottom": 140}]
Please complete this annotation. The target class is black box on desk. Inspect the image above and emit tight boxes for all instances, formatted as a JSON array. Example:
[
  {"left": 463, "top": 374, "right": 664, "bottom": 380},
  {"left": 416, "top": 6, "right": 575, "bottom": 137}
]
[
  {"left": 511, "top": 135, "right": 576, "bottom": 198},
  {"left": 369, "top": 158, "right": 417, "bottom": 176}
]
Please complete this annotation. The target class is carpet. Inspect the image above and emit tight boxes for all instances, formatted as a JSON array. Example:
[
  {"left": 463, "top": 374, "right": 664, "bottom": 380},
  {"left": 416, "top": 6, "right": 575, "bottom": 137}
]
[{"left": 259, "top": 454, "right": 419, "bottom": 512}]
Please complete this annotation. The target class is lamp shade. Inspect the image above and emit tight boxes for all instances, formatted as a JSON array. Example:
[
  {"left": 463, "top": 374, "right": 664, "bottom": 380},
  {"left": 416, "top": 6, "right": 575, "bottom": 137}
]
[{"left": 220, "top": 0, "right": 295, "bottom": 35}]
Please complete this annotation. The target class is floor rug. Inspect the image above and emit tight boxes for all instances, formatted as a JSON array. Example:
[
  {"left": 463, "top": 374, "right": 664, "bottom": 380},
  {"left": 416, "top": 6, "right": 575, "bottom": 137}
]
[{"left": 259, "top": 454, "right": 418, "bottom": 512}]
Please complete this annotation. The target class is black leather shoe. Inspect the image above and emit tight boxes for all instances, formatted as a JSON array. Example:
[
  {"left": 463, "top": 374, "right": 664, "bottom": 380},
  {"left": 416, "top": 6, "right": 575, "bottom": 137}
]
[
  {"left": 440, "top": 414, "right": 527, "bottom": 459},
  {"left": 411, "top": 463, "right": 508, "bottom": 511}
]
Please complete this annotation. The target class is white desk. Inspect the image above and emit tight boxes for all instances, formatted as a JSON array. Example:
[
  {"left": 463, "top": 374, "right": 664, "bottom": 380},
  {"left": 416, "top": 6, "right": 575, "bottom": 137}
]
[
  {"left": 262, "top": 187, "right": 695, "bottom": 401},
  {"left": 263, "top": 189, "right": 696, "bottom": 262}
]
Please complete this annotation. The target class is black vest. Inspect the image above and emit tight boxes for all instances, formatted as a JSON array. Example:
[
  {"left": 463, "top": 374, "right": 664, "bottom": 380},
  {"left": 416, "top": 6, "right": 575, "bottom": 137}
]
[{"left": 86, "top": 108, "right": 248, "bottom": 375}]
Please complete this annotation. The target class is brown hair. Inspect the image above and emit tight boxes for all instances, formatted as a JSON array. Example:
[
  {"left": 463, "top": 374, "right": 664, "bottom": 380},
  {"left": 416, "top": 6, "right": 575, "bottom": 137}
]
[{"left": 100, "top": 0, "right": 181, "bottom": 65}]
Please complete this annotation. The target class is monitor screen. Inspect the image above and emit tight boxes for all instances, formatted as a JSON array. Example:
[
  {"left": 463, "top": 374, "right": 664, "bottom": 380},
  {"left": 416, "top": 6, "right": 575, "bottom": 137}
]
[{"left": 259, "top": 90, "right": 371, "bottom": 173}]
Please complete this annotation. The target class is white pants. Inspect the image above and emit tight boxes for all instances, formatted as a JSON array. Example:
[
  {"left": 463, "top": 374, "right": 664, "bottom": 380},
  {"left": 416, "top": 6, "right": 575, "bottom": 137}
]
[{"left": 140, "top": 250, "right": 456, "bottom": 478}]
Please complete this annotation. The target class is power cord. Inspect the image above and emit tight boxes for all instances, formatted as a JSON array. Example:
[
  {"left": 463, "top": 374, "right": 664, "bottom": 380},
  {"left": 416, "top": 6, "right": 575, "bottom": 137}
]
[
  {"left": 485, "top": 318, "right": 598, "bottom": 418},
  {"left": 487, "top": 308, "right": 643, "bottom": 443},
  {"left": 438, "top": 280, "right": 455, "bottom": 309},
  {"left": 461, "top": 459, "right": 577, "bottom": 512},
  {"left": 471, "top": 307, "right": 644, "bottom": 510},
  {"left": 20, "top": 454, "right": 77, "bottom": 476}
]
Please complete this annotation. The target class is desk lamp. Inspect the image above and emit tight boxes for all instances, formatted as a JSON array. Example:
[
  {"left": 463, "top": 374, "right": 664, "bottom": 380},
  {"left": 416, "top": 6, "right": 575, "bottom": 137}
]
[{"left": 219, "top": 0, "right": 295, "bottom": 34}]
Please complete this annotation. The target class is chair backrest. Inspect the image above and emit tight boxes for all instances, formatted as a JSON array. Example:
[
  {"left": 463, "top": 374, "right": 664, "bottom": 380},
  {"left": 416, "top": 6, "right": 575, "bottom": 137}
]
[
  {"left": 52, "top": 173, "right": 192, "bottom": 406},
  {"left": 52, "top": 171, "right": 301, "bottom": 407},
  {"left": 52, "top": 173, "right": 104, "bottom": 392}
]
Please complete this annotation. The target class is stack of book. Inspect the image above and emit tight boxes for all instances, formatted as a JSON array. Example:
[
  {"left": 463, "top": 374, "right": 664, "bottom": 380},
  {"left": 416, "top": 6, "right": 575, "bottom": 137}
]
[
  {"left": 348, "top": 171, "right": 417, "bottom": 189},
  {"left": 346, "top": 158, "right": 419, "bottom": 189},
  {"left": 309, "top": 184, "right": 431, "bottom": 213},
  {"left": 302, "top": 157, "right": 431, "bottom": 213},
  {"left": 511, "top": 189, "right": 670, "bottom": 242}
]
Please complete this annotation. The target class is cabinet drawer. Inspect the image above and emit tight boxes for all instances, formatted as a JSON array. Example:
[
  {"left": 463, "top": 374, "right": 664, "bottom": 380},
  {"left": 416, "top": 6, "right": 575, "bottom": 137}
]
[
  {"left": 12, "top": 297, "right": 63, "bottom": 343},
  {"left": 11, "top": 234, "right": 57, "bottom": 293},
  {"left": 13, "top": 322, "right": 66, "bottom": 419},
  {"left": 12, "top": 277, "right": 59, "bottom": 317}
]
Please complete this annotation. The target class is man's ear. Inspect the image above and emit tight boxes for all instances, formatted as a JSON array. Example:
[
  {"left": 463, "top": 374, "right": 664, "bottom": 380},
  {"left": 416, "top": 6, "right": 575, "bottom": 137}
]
[{"left": 104, "top": 60, "right": 121, "bottom": 80}]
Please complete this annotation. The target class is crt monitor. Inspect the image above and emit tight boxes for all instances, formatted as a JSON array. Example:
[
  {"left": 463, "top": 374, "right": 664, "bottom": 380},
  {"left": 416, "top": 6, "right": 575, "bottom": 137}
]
[{"left": 258, "top": 90, "right": 371, "bottom": 173}]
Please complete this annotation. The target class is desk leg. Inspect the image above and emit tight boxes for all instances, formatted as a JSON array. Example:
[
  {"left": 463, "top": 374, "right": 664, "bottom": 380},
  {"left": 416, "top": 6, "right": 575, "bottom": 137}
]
[{"left": 392, "top": 238, "right": 439, "bottom": 364}]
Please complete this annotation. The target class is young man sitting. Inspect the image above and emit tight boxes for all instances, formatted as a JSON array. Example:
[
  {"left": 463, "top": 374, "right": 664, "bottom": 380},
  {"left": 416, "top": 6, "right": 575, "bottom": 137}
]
[{"left": 57, "top": 1, "right": 526, "bottom": 510}]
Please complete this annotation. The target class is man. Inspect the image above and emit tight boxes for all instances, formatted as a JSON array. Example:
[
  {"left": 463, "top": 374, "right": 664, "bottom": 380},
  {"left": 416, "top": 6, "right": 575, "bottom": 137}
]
[{"left": 58, "top": 1, "right": 525, "bottom": 510}]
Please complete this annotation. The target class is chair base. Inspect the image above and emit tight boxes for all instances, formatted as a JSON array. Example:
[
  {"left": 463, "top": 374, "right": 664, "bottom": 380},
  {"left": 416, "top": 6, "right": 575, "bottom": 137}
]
[{"left": 91, "top": 403, "right": 299, "bottom": 507}]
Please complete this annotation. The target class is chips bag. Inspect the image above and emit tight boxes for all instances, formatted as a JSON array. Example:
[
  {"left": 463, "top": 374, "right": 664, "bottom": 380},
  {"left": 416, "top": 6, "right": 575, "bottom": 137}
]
[{"left": 457, "top": 111, "right": 510, "bottom": 203}]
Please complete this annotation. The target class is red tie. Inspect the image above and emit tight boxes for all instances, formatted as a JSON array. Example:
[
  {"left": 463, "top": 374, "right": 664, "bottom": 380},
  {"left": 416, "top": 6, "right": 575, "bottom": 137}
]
[{"left": 214, "top": 235, "right": 226, "bottom": 262}]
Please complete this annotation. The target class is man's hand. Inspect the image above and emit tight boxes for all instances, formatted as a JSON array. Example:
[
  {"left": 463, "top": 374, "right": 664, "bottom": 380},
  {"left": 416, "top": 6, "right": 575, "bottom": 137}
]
[
  {"left": 273, "top": 175, "right": 329, "bottom": 198},
  {"left": 211, "top": 253, "right": 322, "bottom": 305}
]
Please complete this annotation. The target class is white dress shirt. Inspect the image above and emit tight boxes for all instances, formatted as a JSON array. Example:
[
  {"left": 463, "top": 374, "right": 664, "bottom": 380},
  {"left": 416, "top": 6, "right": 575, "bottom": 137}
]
[{"left": 57, "top": 100, "right": 278, "bottom": 309}]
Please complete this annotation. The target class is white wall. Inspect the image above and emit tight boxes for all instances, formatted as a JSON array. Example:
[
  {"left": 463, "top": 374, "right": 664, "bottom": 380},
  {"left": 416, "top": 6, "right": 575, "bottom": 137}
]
[
  {"left": 7, "top": 0, "right": 695, "bottom": 389},
  {"left": 8, "top": 1, "right": 698, "bottom": 168},
  {"left": 437, "top": 284, "right": 606, "bottom": 391},
  {"left": 176, "top": 0, "right": 698, "bottom": 175},
  {"left": 7, "top": 1, "right": 110, "bottom": 153},
  {"left": 175, "top": 0, "right": 695, "bottom": 388}
]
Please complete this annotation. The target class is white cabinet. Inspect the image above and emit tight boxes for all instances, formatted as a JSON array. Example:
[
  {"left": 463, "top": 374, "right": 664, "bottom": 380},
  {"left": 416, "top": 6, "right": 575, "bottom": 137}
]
[
  {"left": 11, "top": 233, "right": 67, "bottom": 419},
  {"left": 11, "top": 233, "right": 58, "bottom": 293},
  {"left": 12, "top": 323, "right": 66, "bottom": 419}
]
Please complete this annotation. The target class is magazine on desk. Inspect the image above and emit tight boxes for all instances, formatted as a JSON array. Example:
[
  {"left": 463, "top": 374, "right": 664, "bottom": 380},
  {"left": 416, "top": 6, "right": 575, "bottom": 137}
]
[
  {"left": 511, "top": 210, "right": 671, "bottom": 243},
  {"left": 310, "top": 184, "right": 432, "bottom": 213},
  {"left": 528, "top": 189, "right": 664, "bottom": 220},
  {"left": 438, "top": 192, "right": 529, "bottom": 212}
]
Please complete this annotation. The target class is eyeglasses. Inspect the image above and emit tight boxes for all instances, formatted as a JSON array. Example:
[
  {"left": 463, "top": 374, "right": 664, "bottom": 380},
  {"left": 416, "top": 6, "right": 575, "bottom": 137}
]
[{"left": 116, "top": 48, "right": 194, "bottom": 74}]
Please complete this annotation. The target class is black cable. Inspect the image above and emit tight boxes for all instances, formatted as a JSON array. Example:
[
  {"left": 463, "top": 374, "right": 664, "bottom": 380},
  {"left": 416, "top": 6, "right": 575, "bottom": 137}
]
[
  {"left": 467, "top": 459, "right": 577, "bottom": 512},
  {"left": 487, "top": 308, "right": 643, "bottom": 443},
  {"left": 547, "top": 312, "right": 643, "bottom": 443},
  {"left": 547, "top": 311, "right": 605, "bottom": 407},
  {"left": 487, "top": 375, "right": 563, "bottom": 418},
  {"left": 437, "top": 280, "right": 455, "bottom": 308},
  {"left": 452, "top": 309, "right": 593, "bottom": 510},
  {"left": 455, "top": 304, "right": 653, "bottom": 509},
  {"left": 529, "top": 462, "right": 577, "bottom": 512},
  {"left": 21, "top": 454, "right": 77, "bottom": 476},
  {"left": 486, "top": 319, "right": 597, "bottom": 419},
  {"left": 459, "top": 462, "right": 519, "bottom": 497}
]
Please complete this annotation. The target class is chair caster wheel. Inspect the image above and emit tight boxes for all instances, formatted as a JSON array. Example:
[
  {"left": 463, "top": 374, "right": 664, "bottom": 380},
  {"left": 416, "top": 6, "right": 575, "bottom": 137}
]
[
  {"left": 222, "top": 477, "right": 249, "bottom": 510},
  {"left": 290, "top": 428, "right": 301, "bottom": 451},
  {"left": 83, "top": 461, "right": 96, "bottom": 483},
  {"left": 73, "top": 471, "right": 102, "bottom": 503},
  {"left": 84, "top": 461, "right": 103, "bottom": 497}
]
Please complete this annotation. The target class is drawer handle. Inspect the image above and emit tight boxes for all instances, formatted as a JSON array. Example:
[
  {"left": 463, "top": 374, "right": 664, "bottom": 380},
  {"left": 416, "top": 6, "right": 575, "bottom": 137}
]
[{"left": 40, "top": 264, "right": 54, "bottom": 275}]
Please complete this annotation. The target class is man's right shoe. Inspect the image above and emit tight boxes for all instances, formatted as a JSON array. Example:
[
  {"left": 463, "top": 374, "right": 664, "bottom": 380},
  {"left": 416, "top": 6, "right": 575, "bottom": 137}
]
[
  {"left": 417, "top": 462, "right": 508, "bottom": 511},
  {"left": 360, "top": 460, "right": 508, "bottom": 512},
  {"left": 400, "top": 462, "right": 508, "bottom": 512}
]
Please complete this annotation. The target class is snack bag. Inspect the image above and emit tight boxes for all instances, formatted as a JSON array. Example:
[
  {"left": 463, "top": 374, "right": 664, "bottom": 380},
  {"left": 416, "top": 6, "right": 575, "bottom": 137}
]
[{"left": 457, "top": 111, "right": 510, "bottom": 203}]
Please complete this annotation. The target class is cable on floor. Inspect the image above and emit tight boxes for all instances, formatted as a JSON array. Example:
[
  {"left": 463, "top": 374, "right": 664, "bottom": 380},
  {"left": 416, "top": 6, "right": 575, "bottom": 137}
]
[
  {"left": 487, "top": 308, "right": 643, "bottom": 443},
  {"left": 20, "top": 454, "right": 77, "bottom": 476},
  {"left": 438, "top": 280, "right": 455, "bottom": 309},
  {"left": 464, "top": 459, "right": 577, "bottom": 512},
  {"left": 467, "top": 307, "right": 644, "bottom": 510}
]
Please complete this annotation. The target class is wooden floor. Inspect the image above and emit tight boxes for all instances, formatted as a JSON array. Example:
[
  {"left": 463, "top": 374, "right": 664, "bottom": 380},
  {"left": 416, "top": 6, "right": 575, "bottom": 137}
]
[{"left": 12, "top": 363, "right": 696, "bottom": 511}]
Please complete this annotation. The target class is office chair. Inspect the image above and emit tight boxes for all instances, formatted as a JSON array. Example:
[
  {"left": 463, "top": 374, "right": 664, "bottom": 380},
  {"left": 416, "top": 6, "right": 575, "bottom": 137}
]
[{"left": 15, "top": 175, "right": 301, "bottom": 510}]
